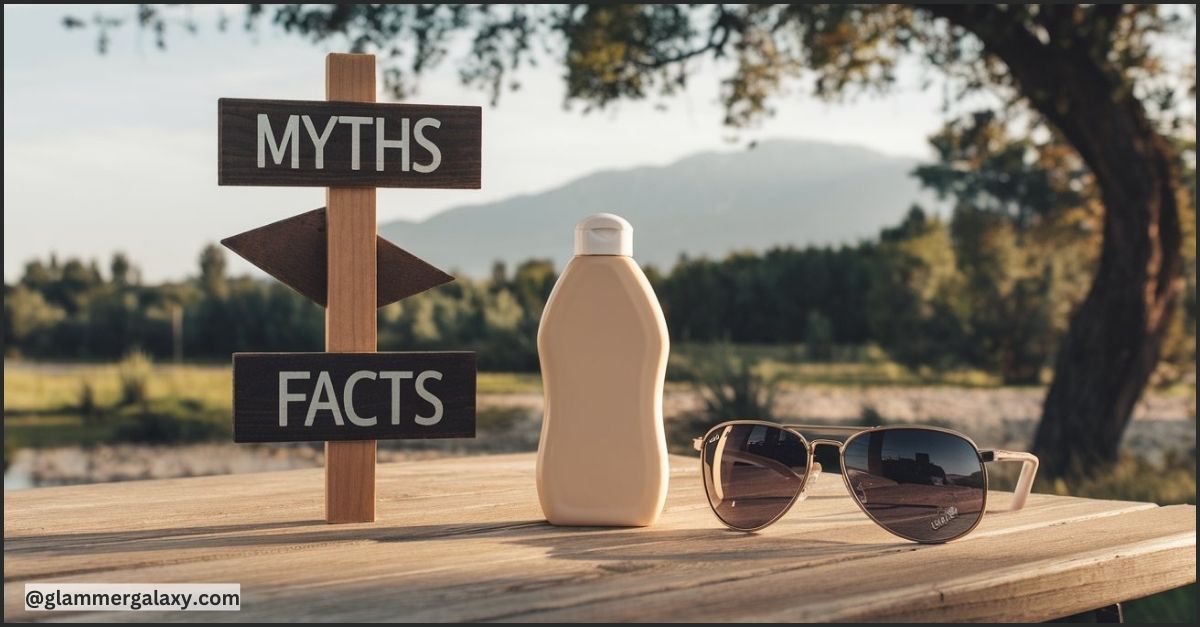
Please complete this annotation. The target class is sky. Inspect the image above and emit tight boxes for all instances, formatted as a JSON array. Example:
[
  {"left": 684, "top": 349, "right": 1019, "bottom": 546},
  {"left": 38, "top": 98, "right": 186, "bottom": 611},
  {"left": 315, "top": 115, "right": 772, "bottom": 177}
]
[{"left": 3, "top": 4, "right": 955, "bottom": 282}]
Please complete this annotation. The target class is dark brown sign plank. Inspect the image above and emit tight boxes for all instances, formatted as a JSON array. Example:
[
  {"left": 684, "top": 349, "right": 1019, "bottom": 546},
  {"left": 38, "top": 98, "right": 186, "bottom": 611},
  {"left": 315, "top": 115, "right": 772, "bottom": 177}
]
[
  {"left": 233, "top": 352, "right": 475, "bottom": 443},
  {"left": 220, "top": 207, "right": 454, "bottom": 308},
  {"left": 218, "top": 98, "right": 481, "bottom": 188}
]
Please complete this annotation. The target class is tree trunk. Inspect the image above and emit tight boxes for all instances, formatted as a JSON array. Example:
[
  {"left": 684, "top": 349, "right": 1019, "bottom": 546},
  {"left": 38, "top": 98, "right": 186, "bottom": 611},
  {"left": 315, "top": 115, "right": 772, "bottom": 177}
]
[
  {"left": 930, "top": 5, "right": 1185, "bottom": 478},
  {"left": 1035, "top": 124, "right": 1183, "bottom": 477}
]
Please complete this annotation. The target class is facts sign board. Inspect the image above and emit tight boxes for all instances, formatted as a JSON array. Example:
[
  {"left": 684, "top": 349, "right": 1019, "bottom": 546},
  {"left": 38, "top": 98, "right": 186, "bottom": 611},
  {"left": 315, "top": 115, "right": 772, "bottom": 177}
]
[
  {"left": 233, "top": 352, "right": 475, "bottom": 443},
  {"left": 218, "top": 98, "right": 481, "bottom": 188}
]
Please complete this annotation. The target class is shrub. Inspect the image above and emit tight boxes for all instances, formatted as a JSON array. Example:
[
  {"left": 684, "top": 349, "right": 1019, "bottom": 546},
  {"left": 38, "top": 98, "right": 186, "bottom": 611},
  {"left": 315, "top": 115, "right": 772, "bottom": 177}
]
[
  {"left": 111, "top": 411, "right": 229, "bottom": 445},
  {"left": 3, "top": 438, "right": 16, "bottom": 473},
  {"left": 77, "top": 379, "right": 103, "bottom": 424},
  {"left": 476, "top": 405, "right": 530, "bottom": 432},
  {"left": 667, "top": 344, "right": 783, "bottom": 452},
  {"left": 859, "top": 404, "right": 887, "bottom": 427},
  {"left": 1042, "top": 451, "right": 1197, "bottom": 506},
  {"left": 116, "top": 350, "right": 152, "bottom": 406},
  {"left": 693, "top": 346, "right": 781, "bottom": 422},
  {"left": 805, "top": 311, "right": 835, "bottom": 362}
]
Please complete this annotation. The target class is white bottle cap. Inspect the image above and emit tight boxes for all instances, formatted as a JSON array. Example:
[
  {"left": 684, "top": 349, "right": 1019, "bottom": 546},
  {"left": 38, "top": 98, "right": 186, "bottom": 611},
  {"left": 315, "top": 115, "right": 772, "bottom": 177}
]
[{"left": 575, "top": 213, "right": 633, "bottom": 256}]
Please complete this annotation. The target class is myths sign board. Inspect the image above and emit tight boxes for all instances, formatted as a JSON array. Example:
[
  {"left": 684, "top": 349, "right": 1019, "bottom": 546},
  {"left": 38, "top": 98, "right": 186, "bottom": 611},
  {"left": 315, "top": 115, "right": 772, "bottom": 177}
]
[
  {"left": 233, "top": 352, "right": 476, "bottom": 443},
  {"left": 218, "top": 98, "right": 482, "bottom": 188}
]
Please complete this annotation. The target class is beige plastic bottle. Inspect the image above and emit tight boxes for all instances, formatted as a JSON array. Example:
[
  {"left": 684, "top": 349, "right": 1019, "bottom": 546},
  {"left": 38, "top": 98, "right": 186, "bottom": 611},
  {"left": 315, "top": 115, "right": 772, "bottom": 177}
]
[{"left": 536, "top": 213, "right": 670, "bottom": 527}]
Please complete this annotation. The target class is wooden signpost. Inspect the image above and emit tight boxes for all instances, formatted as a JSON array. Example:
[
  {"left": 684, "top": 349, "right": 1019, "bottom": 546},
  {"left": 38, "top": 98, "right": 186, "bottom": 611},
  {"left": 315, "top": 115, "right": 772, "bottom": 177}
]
[
  {"left": 220, "top": 207, "right": 454, "bottom": 307},
  {"left": 218, "top": 53, "right": 481, "bottom": 523}
]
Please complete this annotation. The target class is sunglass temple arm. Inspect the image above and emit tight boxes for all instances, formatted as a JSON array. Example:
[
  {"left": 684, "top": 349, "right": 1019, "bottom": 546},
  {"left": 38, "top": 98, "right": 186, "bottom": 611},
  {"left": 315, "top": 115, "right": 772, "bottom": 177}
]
[{"left": 980, "top": 450, "right": 1039, "bottom": 510}]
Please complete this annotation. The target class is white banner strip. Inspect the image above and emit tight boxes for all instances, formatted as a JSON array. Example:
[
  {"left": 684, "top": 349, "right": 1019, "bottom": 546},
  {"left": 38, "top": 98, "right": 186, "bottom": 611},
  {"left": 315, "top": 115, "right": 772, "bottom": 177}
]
[{"left": 24, "top": 583, "right": 241, "bottom": 612}]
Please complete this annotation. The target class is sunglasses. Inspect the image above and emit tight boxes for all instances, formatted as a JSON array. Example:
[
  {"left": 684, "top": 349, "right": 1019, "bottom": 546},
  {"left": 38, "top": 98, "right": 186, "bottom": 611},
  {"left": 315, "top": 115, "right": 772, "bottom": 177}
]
[{"left": 693, "top": 421, "right": 1039, "bottom": 543}]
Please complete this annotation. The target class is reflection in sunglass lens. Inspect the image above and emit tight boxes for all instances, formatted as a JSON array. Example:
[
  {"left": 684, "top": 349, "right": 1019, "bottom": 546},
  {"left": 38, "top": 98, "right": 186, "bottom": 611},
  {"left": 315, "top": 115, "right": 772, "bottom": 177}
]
[
  {"left": 702, "top": 424, "right": 809, "bottom": 530},
  {"left": 842, "top": 428, "right": 985, "bottom": 543}
]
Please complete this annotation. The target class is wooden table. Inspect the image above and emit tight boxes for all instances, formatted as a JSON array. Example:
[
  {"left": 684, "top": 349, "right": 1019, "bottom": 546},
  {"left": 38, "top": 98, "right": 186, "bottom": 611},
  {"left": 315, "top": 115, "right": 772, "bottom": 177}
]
[{"left": 4, "top": 453, "right": 1195, "bottom": 622}]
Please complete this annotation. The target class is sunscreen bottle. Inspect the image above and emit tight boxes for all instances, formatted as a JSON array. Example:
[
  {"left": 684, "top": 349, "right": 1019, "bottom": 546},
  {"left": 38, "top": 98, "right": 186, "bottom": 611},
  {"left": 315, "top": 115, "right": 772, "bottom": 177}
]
[{"left": 536, "top": 213, "right": 670, "bottom": 526}]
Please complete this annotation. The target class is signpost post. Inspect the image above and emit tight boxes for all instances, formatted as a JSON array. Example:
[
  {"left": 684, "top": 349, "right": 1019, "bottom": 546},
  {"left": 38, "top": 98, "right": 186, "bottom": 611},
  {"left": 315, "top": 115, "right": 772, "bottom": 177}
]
[
  {"left": 324, "top": 53, "right": 380, "bottom": 524},
  {"left": 218, "top": 53, "right": 481, "bottom": 523}
]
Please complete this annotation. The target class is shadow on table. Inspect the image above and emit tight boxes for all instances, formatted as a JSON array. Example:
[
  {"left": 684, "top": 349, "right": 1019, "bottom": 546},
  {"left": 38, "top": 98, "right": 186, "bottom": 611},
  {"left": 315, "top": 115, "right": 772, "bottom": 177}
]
[
  {"left": 502, "top": 527, "right": 902, "bottom": 563},
  {"left": 5, "top": 514, "right": 904, "bottom": 568}
]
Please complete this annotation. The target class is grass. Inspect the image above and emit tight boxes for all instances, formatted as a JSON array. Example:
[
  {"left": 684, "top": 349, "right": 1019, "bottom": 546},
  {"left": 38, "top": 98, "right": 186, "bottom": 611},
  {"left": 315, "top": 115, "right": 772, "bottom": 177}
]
[
  {"left": 4, "top": 415, "right": 115, "bottom": 448},
  {"left": 1126, "top": 585, "right": 1197, "bottom": 623},
  {"left": 476, "top": 372, "right": 542, "bottom": 394},
  {"left": 1042, "top": 452, "right": 1197, "bottom": 506},
  {"left": 3, "top": 362, "right": 231, "bottom": 414},
  {"left": 4, "top": 361, "right": 235, "bottom": 452},
  {"left": 2, "top": 342, "right": 1008, "bottom": 457},
  {"left": 3, "top": 363, "right": 543, "bottom": 410},
  {"left": 0, "top": 343, "right": 1032, "bottom": 422},
  {"left": 670, "top": 343, "right": 1004, "bottom": 388},
  {"left": 3, "top": 361, "right": 544, "bottom": 450}
]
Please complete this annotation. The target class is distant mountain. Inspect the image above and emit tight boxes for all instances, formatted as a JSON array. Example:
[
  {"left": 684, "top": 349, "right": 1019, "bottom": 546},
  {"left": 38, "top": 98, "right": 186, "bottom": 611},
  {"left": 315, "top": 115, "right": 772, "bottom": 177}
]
[{"left": 380, "top": 139, "right": 930, "bottom": 276}]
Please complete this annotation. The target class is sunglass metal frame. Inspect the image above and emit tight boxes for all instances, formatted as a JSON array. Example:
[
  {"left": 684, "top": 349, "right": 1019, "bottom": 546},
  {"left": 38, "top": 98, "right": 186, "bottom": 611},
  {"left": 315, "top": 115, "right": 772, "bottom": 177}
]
[{"left": 694, "top": 420, "right": 1039, "bottom": 543}]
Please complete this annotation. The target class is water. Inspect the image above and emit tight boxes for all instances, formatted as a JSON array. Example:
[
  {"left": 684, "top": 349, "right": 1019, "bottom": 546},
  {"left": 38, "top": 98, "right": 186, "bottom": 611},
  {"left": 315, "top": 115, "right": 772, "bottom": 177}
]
[
  {"left": 0, "top": 443, "right": 480, "bottom": 490},
  {"left": 4, "top": 467, "right": 34, "bottom": 490}
]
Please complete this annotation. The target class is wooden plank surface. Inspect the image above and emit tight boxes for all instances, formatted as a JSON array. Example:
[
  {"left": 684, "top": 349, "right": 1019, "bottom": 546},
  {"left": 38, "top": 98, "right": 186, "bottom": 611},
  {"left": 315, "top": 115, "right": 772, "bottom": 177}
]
[
  {"left": 324, "top": 53, "right": 378, "bottom": 524},
  {"left": 217, "top": 98, "right": 482, "bottom": 188},
  {"left": 3, "top": 453, "right": 1194, "bottom": 622}
]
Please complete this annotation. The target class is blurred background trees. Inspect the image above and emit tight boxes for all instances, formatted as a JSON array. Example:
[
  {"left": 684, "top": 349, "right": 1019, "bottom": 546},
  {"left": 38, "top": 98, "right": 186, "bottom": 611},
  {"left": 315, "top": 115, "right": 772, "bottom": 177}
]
[{"left": 6, "top": 184, "right": 1193, "bottom": 389}]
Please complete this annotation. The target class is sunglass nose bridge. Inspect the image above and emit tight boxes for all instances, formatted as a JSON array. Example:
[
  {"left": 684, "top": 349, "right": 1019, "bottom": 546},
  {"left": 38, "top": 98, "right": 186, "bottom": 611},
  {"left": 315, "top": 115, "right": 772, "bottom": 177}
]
[{"left": 806, "top": 439, "right": 845, "bottom": 481}]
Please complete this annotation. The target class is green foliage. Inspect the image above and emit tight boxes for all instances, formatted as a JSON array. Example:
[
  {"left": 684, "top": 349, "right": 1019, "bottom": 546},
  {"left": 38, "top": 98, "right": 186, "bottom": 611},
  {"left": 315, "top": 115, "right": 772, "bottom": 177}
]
[
  {"left": 3, "top": 285, "right": 65, "bottom": 356},
  {"left": 1124, "top": 585, "right": 1196, "bottom": 624},
  {"left": 668, "top": 344, "right": 784, "bottom": 452},
  {"left": 862, "top": 111, "right": 1121, "bottom": 384},
  {"left": 1042, "top": 452, "right": 1197, "bottom": 506},
  {"left": 116, "top": 350, "right": 152, "bottom": 406},
  {"left": 4, "top": 364, "right": 541, "bottom": 451},
  {"left": 76, "top": 379, "right": 102, "bottom": 425},
  {"left": 689, "top": 345, "right": 782, "bottom": 422},
  {"left": 804, "top": 310, "right": 834, "bottom": 362},
  {"left": 859, "top": 404, "right": 886, "bottom": 428},
  {"left": 867, "top": 204, "right": 1086, "bottom": 384},
  {"left": 3, "top": 438, "right": 15, "bottom": 473},
  {"left": 111, "top": 409, "right": 230, "bottom": 445},
  {"left": 198, "top": 244, "right": 228, "bottom": 299},
  {"left": 4, "top": 195, "right": 1192, "bottom": 383},
  {"left": 868, "top": 207, "right": 968, "bottom": 371},
  {"left": 659, "top": 245, "right": 877, "bottom": 345},
  {"left": 475, "top": 406, "right": 530, "bottom": 432},
  {"left": 65, "top": 5, "right": 1193, "bottom": 135}
]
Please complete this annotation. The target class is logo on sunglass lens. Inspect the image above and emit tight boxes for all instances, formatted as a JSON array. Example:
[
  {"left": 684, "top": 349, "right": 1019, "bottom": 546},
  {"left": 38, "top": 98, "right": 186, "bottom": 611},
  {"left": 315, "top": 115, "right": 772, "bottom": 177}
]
[{"left": 930, "top": 506, "right": 958, "bottom": 531}]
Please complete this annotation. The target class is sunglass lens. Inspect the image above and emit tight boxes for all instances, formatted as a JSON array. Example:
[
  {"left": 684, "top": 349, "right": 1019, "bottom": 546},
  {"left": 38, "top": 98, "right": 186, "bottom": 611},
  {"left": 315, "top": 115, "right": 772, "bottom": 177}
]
[
  {"left": 842, "top": 428, "right": 985, "bottom": 542},
  {"left": 702, "top": 424, "right": 809, "bottom": 530}
]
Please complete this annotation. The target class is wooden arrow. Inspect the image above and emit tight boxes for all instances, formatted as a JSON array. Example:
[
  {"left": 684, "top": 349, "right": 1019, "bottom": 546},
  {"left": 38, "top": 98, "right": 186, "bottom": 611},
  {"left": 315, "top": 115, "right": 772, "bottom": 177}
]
[{"left": 221, "top": 207, "right": 454, "bottom": 308}]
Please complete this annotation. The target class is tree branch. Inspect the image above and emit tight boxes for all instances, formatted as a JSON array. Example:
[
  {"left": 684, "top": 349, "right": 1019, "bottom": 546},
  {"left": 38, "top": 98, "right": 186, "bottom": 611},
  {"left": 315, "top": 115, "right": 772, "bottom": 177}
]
[
  {"left": 630, "top": 5, "right": 737, "bottom": 70},
  {"left": 1033, "top": 4, "right": 1080, "bottom": 46},
  {"left": 1091, "top": 3, "right": 1125, "bottom": 36}
]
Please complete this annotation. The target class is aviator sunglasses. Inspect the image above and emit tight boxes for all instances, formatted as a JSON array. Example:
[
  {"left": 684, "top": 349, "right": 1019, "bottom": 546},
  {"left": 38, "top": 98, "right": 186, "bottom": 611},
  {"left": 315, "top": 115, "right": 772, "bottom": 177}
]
[{"left": 693, "top": 421, "right": 1038, "bottom": 543}]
